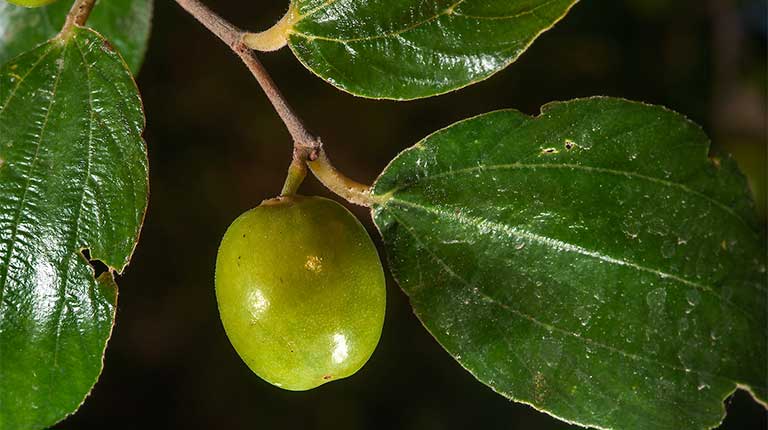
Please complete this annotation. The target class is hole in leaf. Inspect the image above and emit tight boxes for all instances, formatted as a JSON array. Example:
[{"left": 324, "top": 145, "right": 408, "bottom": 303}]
[
  {"left": 564, "top": 139, "right": 576, "bottom": 150},
  {"left": 542, "top": 148, "right": 558, "bottom": 154},
  {"left": 80, "top": 248, "right": 110, "bottom": 279}
]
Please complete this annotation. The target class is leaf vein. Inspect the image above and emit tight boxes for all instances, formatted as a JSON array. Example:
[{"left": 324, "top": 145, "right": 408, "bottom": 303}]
[
  {"left": 0, "top": 43, "right": 69, "bottom": 309},
  {"left": 296, "top": 0, "right": 340, "bottom": 22},
  {"left": 291, "top": 0, "right": 467, "bottom": 44},
  {"left": 388, "top": 197, "right": 756, "bottom": 322},
  {"left": 46, "top": 36, "right": 99, "bottom": 381},
  {"left": 383, "top": 161, "right": 754, "bottom": 234},
  {"left": 0, "top": 44, "right": 56, "bottom": 116},
  {"left": 453, "top": 0, "right": 559, "bottom": 21},
  {"left": 0, "top": 42, "right": 70, "bottom": 408},
  {"left": 389, "top": 211, "right": 758, "bottom": 390}
]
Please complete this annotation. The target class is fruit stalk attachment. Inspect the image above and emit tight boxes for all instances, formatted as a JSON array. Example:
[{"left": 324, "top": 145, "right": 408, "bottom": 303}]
[{"left": 281, "top": 155, "right": 308, "bottom": 197}]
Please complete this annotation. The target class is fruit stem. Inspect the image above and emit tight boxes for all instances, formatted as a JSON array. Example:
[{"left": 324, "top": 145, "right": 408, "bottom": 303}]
[
  {"left": 174, "top": 0, "right": 377, "bottom": 206},
  {"left": 281, "top": 155, "right": 308, "bottom": 196},
  {"left": 60, "top": 0, "right": 97, "bottom": 36},
  {"left": 242, "top": 4, "right": 299, "bottom": 52},
  {"left": 308, "top": 151, "right": 380, "bottom": 207}
]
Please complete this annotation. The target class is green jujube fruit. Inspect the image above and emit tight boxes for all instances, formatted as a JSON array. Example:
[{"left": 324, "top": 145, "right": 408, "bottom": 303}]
[
  {"left": 215, "top": 196, "right": 386, "bottom": 390},
  {"left": 5, "top": 0, "right": 59, "bottom": 8}
]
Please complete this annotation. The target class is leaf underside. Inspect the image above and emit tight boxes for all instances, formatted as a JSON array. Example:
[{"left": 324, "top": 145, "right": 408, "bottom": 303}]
[
  {"left": 0, "top": 0, "right": 153, "bottom": 74},
  {"left": 288, "top": 0, "right": 578, "bottom": 100},
  {"left": 0, "top": 28, "right": 148, "bottom": 429},
  {"left": 372, "top": 97, "right": 766, "bottom": 429}
]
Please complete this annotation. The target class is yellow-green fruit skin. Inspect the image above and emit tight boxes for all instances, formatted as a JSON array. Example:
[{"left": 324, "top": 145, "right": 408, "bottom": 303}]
[
  {"left": 5, "top": 0, "right": 58, "bottom": 8},
  {"left": 215, "top": 196, "right": 386, "bottom": 390}
]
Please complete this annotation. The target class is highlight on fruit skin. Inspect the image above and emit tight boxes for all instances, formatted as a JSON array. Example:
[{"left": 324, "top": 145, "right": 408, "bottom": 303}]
[
  {"left": 215, "top": 195, "right": 386, "bottom": 390},
  {"left": 5, "top": 0, "right": 59, "bottom": 8}
]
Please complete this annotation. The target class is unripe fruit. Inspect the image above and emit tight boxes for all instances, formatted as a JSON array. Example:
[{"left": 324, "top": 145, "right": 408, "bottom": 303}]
[
  {"left": 215, "top": 196, "right": 386, "bottom": 390},
  {"left": 5, "top": 0, "right": 59, "bottom": 8}
]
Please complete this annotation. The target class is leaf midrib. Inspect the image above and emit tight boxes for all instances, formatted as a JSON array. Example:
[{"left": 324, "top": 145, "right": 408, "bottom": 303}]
[
  {"left": 384, "top": 197, "right": 758, "bottom": 323},
  {"left": 377, "top": 161, "right": 756, "bottom": 235},
  {"left": 44, "top": 36, "right": 99, "bottom": 403}
]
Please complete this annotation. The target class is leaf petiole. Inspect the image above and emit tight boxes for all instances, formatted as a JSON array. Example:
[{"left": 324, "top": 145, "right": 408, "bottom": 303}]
[
  {"left": 60, "top": 0, "right": 97, "bottom": 36},
  {"left": 242, "top": 3, "right": 299, "bottom": 52},
  {"left": 307, "top": 151, "right": 379, "bottom": 207}
]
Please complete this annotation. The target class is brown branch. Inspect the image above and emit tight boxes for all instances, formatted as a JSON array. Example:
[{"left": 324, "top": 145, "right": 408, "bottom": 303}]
[
  {"left": 61, "top": 0, "right": 97, "bottom": 34},
  {"left": 174, "top": 0, "right": 376, "bottom": 206},
  {"left": 174, "top": 0, "right": 319, "bottom": 157}
]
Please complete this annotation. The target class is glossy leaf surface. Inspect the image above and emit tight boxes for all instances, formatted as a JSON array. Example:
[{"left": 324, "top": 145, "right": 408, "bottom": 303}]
[
  {"left": 0, "top": 0, "right": 153, "bottom": 74},
  {"left": 0, "top": 27, "right": 148, "bottom": 429},
  {"left": 372, "top": 97, "right": 766, "bottom": 429},
  {"left": 288, "top": 0, "right": 578, "bottom": 100}
]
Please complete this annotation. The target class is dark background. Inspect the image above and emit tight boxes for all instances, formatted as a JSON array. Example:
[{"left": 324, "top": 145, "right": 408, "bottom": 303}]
[{"left": 62, "top": 0, "right": 767, "bottom": 429}]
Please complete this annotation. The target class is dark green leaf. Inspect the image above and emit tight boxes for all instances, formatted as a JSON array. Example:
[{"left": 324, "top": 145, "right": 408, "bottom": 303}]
[
  {"left": 0, "top": 0, "right": 153, "bottom": 74},
  {"left": 371, "top": 97, "right": 766, "bottom": 429},
  {"left": 288, "top": 0, "right": 578, "bottom": 100},
  {"left": 0, "top": 27, "right": 148, "bottom": 429}
]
